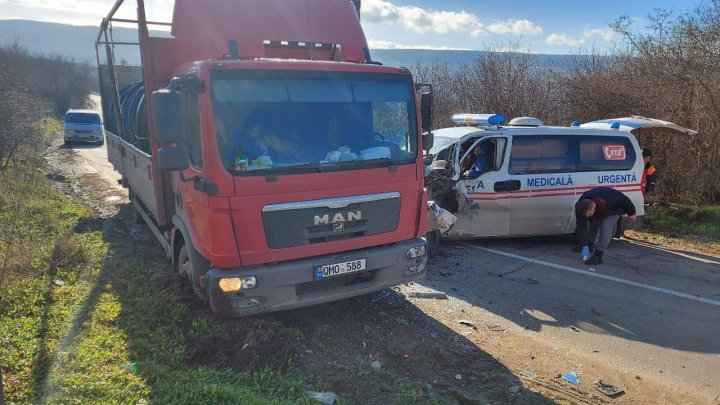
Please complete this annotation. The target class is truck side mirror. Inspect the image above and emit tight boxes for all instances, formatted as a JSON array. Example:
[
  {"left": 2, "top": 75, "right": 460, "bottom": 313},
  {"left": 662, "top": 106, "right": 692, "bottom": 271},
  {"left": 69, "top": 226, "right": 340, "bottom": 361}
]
[
  {"left": 420, "top": 91, "right": 434, "bottom": 151},
  {"left": 157, "top": 146, "right": 190, "bottom": 171},
  {"left": 152, "top": 89, "right": 185, "bottom": 143},
  {"left": 420, "top": 92, "right": 433, "bottom": 133},
  {"left": 423, "top": 131, "right": 434, "bottom": 151}
]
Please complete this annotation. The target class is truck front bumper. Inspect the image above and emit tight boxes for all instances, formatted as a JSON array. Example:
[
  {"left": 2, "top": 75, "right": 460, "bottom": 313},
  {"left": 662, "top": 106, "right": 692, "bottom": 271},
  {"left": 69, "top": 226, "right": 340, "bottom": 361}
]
[{"left": 205, "top": 238, "right": 427, "bottom": 316}]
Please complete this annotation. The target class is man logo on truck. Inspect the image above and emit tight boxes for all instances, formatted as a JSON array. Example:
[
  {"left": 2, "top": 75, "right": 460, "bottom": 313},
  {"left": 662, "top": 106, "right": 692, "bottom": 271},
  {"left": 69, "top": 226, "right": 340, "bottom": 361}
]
[{"left": 314, "top": 211, "right": 362, "bottom": 226}]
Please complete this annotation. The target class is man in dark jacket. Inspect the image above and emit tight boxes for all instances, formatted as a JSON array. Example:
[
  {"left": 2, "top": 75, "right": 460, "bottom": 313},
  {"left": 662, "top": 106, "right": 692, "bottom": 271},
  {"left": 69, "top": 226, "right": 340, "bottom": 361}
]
[{"left": 576, "top": 187, "right": 637, "bottom": 265}]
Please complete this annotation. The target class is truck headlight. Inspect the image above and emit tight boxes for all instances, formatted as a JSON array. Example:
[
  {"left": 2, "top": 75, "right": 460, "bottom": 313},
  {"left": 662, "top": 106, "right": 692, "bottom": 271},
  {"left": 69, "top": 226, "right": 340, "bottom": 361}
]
[
  {"left": 406, "top": 245, "right": 426, "bottom": 259},
  {"left": 218, "top": 276, "right": 257, "bottom": 293}
]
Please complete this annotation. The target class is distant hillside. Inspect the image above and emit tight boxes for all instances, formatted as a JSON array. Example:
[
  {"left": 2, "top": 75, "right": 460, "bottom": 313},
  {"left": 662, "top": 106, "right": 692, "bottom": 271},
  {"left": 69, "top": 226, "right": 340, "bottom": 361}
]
[
  {"left": 370, "top": 49, "right": 577, "bottom": 70},
  {"left": 0, "top": 19, "right": 577, "bottom": 69},
  {"left": 0, "top": 20, "right": 139, "bottom": 64}
]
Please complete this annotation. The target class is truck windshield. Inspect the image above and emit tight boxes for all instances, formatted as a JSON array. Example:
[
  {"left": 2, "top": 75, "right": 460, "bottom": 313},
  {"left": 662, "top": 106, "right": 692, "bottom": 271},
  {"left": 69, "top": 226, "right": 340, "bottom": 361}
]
[{"left": 210, "top": 71, "right": 418, "bottom": 174}]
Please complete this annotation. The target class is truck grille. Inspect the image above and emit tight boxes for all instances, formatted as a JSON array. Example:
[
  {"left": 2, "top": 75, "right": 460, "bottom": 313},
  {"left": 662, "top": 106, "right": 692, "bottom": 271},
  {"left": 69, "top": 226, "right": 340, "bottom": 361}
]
[{"left": 262, "top": 193, "right": 400, "bottom": 249}]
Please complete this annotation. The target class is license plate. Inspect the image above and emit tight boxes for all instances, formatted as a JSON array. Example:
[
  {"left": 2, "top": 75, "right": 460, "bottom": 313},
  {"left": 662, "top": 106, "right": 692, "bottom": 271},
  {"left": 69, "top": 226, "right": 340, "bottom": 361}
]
[{"left": 314, "top": 258, "right": 367, "bottom": 280}]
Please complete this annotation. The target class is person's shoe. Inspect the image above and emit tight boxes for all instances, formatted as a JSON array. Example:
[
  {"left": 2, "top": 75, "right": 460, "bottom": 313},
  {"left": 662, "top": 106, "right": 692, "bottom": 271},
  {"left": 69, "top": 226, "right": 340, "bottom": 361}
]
[{"left": 584, "top": 250, "right": 603, "bottom": 265}]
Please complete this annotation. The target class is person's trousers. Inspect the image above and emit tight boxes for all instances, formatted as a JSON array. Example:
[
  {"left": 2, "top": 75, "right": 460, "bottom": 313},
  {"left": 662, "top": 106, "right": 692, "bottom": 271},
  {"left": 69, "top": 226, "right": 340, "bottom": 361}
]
[{"left": 588, "top": 215, "right": 620, "bottom": 251}]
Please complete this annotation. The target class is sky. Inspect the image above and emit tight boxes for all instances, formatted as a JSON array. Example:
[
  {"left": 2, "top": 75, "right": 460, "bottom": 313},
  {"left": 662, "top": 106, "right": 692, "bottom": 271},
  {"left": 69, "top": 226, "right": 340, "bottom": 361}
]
[{"left": 0, "top": 0, "right": 702, "bottom": 54}]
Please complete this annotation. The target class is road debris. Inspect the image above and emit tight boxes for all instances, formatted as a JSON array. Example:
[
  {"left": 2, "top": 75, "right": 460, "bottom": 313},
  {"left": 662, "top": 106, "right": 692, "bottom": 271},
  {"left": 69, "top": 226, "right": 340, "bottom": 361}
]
[
  {"left": 306, "top": 391, "right": 337, "bottom": 404},
  {"left": 524, "top": 370, "right": 536, "bottom": 379},
  {"left": 594, "top": 380, "right": 625, "bottom": 397},
  {"left": 518, "top": 277, "right": 539, "bottom": 284},
  {"left": 121, "top": 362, "right": 139, "bottom": 374},
  {"left": 409, "top": 291, "right": 448, "bottom": 299},
  {"left": 508, "top": 385, "right": 520, "bottom": 394},
  {"left": 588, "top": 267, "right": 597, "bottom": 272},
  {"left": 371, "top": 291, "right": 392, "bottom": 303},
  {"left": 569, "top": 326, "right": 581, "bottom": 332},
  {"left": 370, "top": 360, "right": 382, "bottom": 370},
  {"left": 455, "top": 374, "right": 463, "bottom": 380},
  {"left": 486, "top": 324, "right": 507, "bottom": 332},
  {"left": 562, "top": 372, "right": 579, "bottom": 385},
  {"left": 457, "top": 319, "right": 478, "bottom": 329}
]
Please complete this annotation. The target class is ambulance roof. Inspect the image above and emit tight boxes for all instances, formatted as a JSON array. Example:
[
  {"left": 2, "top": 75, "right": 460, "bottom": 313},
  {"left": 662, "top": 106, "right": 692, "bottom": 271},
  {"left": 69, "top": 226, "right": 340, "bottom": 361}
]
[{"left": 432, "top": 125, "right": 636, "bottom": 140}]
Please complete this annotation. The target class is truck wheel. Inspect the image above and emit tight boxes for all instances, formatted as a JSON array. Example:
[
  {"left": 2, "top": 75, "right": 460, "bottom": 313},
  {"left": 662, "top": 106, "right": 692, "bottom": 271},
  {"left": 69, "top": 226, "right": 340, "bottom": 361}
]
[
  {"left": 131, "top": 203, "right": 145, "bottom": 225},
  {"left": 129, "top": 189, "right": 145, "bottom": 225},
  {"left": 427, "top": 230, "right": 441, "bottom": 255},
  {"left": 178, "top": 244, "right": 208, "bottom": 304}
]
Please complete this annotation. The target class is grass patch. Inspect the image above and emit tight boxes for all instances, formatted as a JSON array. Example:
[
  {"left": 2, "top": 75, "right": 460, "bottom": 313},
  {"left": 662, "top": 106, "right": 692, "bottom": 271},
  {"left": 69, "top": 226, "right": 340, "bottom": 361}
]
[
  {"left": 1, "top": 132, "right": 312, "bottom": 403},
  {"left": 0, "top": 167, "right": 106, "bottom": 403},
  {"left": 645, "top": 203, "right": 720, "bottom": 239}
]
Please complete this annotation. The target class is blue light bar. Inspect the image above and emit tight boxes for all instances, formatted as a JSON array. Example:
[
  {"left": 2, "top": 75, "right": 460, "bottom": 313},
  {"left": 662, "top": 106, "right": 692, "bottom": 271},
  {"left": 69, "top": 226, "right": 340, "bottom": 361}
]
[
  {"left": 571, "top": 120, "right": 581, "bottom": 127},
  {"left": 452, "top": 113, "right": 506, "bottom": 126}
]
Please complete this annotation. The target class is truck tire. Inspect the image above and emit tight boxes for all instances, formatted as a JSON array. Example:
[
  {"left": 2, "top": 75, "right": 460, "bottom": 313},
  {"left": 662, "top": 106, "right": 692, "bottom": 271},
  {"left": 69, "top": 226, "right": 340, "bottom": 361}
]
[
  {"left": 178, "top": 244, "right": 208, "bottom": 304},
  {"left": 129, "top": 189, "right": 145, "bottom": 225},
  {"left": 426, "top": 230, "right": 441, "bottom": 255}
]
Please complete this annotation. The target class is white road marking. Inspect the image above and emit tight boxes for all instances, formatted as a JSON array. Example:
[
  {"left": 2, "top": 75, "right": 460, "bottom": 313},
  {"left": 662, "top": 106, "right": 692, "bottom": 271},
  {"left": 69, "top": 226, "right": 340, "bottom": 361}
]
[
  {"left": 464, "top": 244, "right": 720, "bottom": 307},
  {"left": 622, "top": 239, "right": 720, "bottom": 265}
]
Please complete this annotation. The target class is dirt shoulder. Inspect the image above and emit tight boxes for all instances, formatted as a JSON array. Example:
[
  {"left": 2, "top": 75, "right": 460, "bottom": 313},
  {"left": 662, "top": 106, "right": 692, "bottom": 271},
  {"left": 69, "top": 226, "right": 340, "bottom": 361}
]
[
  {"left": 625, "top": 229, "right": 720, "bottom": 259},
  {"left": 45, "top": 140, "right": 712, "bottom": 404}
]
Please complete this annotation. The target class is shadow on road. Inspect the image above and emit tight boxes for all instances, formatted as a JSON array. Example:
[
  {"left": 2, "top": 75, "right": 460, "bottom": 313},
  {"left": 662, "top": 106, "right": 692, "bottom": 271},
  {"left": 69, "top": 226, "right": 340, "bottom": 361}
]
[
  {"left": 420, "top": 236, "right": 720, "bottom": 355},
  {"left": 40, "top": 203, "right": 552, "bottom": 404}
]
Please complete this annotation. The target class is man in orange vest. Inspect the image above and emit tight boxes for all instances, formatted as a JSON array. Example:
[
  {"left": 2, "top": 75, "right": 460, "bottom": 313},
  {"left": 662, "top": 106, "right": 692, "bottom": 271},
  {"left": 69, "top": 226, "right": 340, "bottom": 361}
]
[{"left": 642, "top": 148, "right": 658, "bottom": 194}]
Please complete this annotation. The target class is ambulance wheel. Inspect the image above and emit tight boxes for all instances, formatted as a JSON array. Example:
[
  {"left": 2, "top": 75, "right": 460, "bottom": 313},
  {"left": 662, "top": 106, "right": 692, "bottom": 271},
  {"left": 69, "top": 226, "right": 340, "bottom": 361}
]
[{"left": 427, "top": 230, "right": 441, "bottom": 255}]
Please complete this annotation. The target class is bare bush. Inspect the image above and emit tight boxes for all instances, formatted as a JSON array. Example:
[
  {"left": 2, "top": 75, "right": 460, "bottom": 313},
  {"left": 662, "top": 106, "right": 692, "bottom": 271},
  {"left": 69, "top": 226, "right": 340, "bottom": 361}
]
[
  {"left": 0, "top": 69, "right": 51, "bottom": 168},
  {"left": 0, "top": 42, "right": 91, "bottom": 168},
  {"left": 413, "top": 5, "right": 720, "bottom": 204},
  {"left": 610, "top": 2, "right": 720, "bottom": 203}
]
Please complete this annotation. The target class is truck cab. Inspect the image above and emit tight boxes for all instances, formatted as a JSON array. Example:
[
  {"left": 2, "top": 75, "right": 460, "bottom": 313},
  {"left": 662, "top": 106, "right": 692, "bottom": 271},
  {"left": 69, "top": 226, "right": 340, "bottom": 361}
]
[{"left": 97, "top": 0, "right": 430, "bottom": 316}]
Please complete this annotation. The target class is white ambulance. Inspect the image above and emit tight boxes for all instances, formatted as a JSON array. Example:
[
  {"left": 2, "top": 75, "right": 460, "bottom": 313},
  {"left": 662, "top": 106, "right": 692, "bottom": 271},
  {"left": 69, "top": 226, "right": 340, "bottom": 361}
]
[{"left": 426, "top": 114, "right": 646, "bottom": 241}]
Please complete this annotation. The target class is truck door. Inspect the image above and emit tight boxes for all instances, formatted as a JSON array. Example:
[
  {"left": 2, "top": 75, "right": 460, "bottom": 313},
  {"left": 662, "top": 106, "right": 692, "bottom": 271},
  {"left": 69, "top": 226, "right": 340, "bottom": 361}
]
[
  {"left": 173, "top": 88, "right": 210, "bottom": 251},
  {"left": 506, "top": 135, "right": 577, "bottom": 236},
  {"left": 448, "top": 136, "right": 510, "bottom": 238}
]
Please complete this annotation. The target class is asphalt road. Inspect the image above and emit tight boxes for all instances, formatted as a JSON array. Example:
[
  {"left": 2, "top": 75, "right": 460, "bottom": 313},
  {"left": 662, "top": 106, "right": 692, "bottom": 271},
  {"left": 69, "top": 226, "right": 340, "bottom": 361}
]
[
  {"left": 418, "top": 236, "right": 720, "bottom": 401},
  {"left": 67, "top": 105, "right": 719, "bottom": 401}
]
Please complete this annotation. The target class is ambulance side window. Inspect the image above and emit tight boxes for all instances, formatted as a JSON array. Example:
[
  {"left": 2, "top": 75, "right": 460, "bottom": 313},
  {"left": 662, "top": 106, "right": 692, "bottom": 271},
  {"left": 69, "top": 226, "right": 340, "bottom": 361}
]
[
  {"left": 458, "top": 137, "right": 506, "bottom": 178},
  {"left": 508, "top": 136, "right": 574, "bottom": 174},
  {"left": 576, "top": 136, "right": 636, "bottom": 172}
]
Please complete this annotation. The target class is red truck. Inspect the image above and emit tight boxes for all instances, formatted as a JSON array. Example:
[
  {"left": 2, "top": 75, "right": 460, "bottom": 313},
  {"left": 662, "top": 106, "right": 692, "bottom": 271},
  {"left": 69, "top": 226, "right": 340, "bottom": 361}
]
[{"left": 95, "top": 0, "right": 433, "bottom": 316}]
